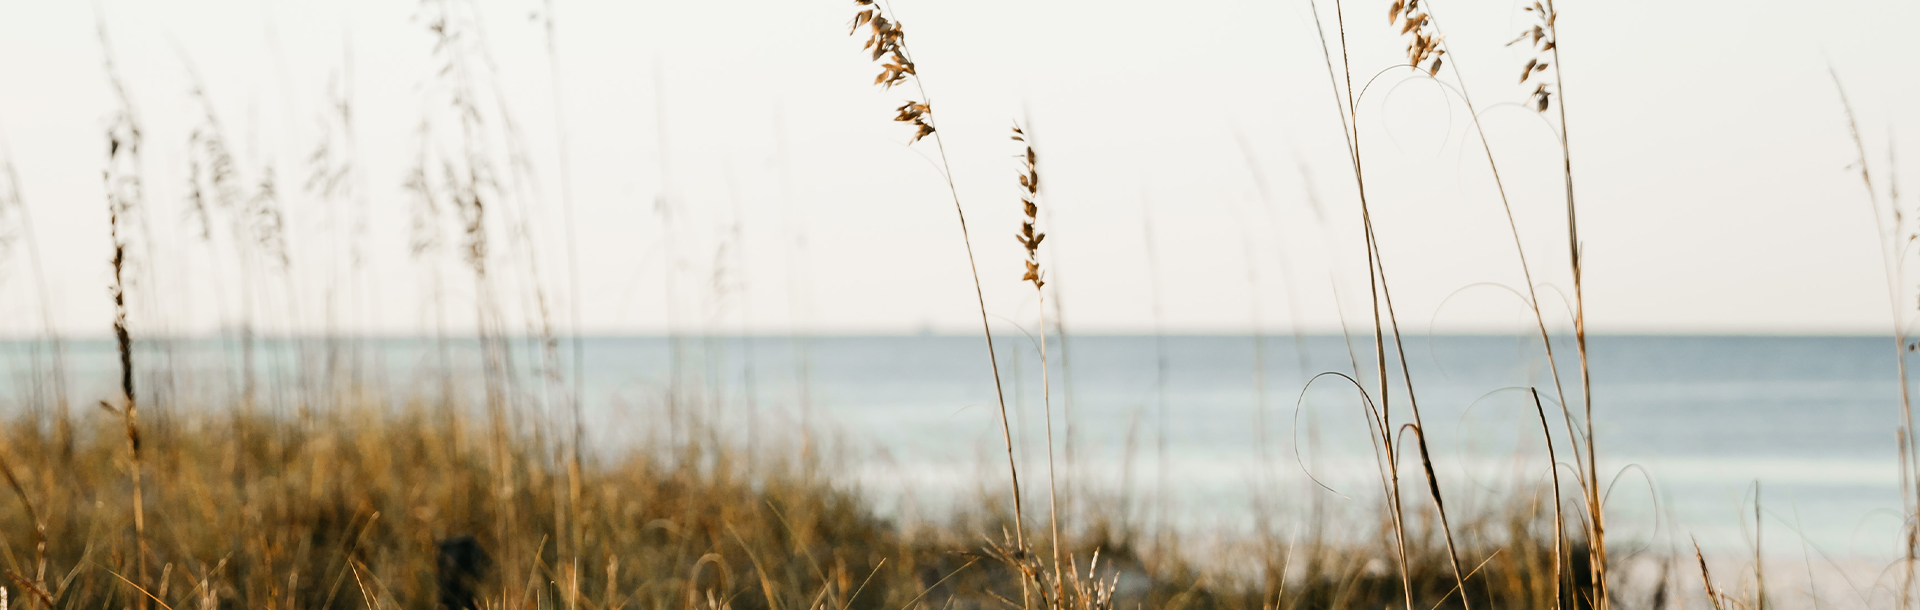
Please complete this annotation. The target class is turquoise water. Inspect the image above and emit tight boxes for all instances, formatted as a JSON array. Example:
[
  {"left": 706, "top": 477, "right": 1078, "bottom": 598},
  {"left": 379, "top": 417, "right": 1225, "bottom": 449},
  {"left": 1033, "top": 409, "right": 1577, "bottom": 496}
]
[{"left": 1, "top": 334, "right": 1907, "bottom": 558}]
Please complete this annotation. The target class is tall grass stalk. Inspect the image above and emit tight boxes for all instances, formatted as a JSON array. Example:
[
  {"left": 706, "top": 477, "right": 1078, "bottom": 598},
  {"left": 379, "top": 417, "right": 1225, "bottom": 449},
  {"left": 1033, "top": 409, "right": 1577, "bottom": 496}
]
[
  {"left": 1391, "top": 4, "right": 1615, "bottom": 605},
  {"left": 845, "top": 0, "right": 1026, "bottom": 561},
  {"left": 1013, "top": 124, "right": 1063, "bottom": 577},
  {"left": 1513, "top": 3, "right": 1609, "bottom": 601},
  {"left": 1492, "top": 4, "right": 1613, "bottom": 601},
  {"left": 1540, "top": 9, "right": 1605, "bottom": 603},
  {"left": 1380, "top": 1, "right": 1614, "bottom": 605},
  {"left": 1303, "top": 2, "right": 1424, "bottom": 608},
  {"left": 412, "top": 1, "right": 555, "bottom": 596},
  {"left": 1019, "top": 117, "right": 1081, "bottom": 520},
  {"left": 1830, "top": 66, "right": 1916, "bottom": 609},
  {"left": 99, "top": 15, "right": 148, "bottom": 607},
  {"left": 1531, "top": 389, "right": 1567, "bottom": 610},
  {"left": 1309, "top": 1, "right": 1523, "bottom": 607}
]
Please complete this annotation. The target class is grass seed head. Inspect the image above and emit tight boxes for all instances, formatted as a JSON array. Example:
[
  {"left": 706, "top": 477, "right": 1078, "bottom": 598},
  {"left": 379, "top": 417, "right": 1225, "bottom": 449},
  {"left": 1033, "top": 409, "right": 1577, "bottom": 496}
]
[
  {"left": 1013, "top": 125, "right": 1044, "bottom": 289},
  {"left": 850, "top": 1, "right": 933, "bottom": 143},
  {"left": 1388, "top": 0, "right": 1446, "bottom": 75},
  {"left": 1508, "top": 1, "right": 1559, "bottom": 111}
]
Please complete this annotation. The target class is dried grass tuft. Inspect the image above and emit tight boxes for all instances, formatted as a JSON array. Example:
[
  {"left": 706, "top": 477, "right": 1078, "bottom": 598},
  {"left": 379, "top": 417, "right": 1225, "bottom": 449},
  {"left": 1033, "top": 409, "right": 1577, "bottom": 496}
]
[
  {"left": 1508, "top": 1, "right": 1559, "bottom": 112},
  {"left": 1387, "top": 0, "right": 1445, "bottom": 75}
]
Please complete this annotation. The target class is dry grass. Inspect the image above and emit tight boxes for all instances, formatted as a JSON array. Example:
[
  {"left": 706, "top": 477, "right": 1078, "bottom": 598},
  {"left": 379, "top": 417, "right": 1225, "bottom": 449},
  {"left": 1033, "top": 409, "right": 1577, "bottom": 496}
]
[
  {"left": 845, "top": 0, "right": 1024, "bottom": 562},
  {"left": 0, "top": 403, "right": 905, "bottom": 610},
  {"left": 1291, "top": 1, "right": 1619, "bottom": 607},
  {"left": 1, "top": 1, "right": 1906, "bottom": 609},
  {"left": 99, "top": 18, "right": 149, "bottom": 608},
  {"left": 0, "top": 399, "right": 1592, "bottom": 610}
]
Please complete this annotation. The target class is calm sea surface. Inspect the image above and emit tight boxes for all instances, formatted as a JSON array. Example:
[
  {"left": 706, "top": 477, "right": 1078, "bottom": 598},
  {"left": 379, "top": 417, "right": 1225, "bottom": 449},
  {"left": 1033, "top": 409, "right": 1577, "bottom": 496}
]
[{"left": 3, "top": 334, "right": 1907, "bottom": 558}]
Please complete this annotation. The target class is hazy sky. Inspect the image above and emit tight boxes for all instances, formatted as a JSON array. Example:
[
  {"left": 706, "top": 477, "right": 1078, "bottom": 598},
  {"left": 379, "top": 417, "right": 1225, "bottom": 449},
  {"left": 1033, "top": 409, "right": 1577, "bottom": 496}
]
[{"left": 0, "top": 0, "right": 1914, "bottom": 337}]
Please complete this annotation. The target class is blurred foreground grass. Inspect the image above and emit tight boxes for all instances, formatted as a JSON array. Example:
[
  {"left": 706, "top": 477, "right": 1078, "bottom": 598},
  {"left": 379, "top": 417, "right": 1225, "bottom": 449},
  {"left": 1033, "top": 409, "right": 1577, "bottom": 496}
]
[{"left": 0, "top": 396, "right": 1600, "bottom": 610}]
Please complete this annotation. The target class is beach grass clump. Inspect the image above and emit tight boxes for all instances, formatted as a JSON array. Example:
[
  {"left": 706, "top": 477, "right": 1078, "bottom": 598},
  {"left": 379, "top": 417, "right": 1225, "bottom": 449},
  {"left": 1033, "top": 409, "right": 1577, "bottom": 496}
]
[
  {"left": 0, "top": 401, "right": 917, "bottom": 610},
  {"left": 13, "top": 0, "right": 1910, "bottom": 608},
  {"left": 0, "top": 395, "right": 1591, "bottom": 610}
]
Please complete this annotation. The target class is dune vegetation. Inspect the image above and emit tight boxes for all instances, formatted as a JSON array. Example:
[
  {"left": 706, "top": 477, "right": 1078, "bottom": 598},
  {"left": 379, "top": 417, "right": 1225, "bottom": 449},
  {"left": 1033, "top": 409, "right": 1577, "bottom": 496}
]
[{"left": 0, "top": 1, "right": 1909, "bottom": 610}]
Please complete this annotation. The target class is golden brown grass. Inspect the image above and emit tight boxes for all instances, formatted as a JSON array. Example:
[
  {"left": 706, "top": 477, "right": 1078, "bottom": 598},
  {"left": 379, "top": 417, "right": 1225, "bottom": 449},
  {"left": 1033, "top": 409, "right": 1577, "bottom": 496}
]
[
  {"left": 843, "top": 1, "right": 1624, "bottom": 609},
  {"left": 9, "top": 1, "right": 1881, "bottom": 608},
  {"left": 1294, "top": 1, "right": 1619, "bottom": 608},
  {"left": 0, "top": 403, "right": 905, "bottom": 610},
  {"left": 0, "top": 398, "right": 1592, "bottom": 610}
]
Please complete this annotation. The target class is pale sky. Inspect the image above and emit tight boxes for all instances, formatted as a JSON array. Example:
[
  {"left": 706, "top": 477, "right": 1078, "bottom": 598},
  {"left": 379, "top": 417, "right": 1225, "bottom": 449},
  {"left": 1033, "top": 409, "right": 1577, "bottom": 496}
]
[{"left": 0, "top": 0, "right": 1914, "bottom": 338}]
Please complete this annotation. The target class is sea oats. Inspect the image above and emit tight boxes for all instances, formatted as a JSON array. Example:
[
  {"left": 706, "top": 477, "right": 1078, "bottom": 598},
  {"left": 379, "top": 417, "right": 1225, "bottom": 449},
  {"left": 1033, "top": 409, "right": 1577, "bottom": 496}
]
[
  {"left": 99, "top": 18, "right": 149, "bottom": 607},
  {"left": 1013, "top": 125, "right": 1045, "bottom": 291},
  {"left": 1508, "top": 1, "right": 1559, "bottom": 112},
  {"left": 1387, "top": 0, "right": 1445, "bottom": 75},
  {"left": 850, "top": 1, "right": 934, "bottom": 143},
  {"left": 842, "top": 4, "right": 1029, "bottom": 604}
]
